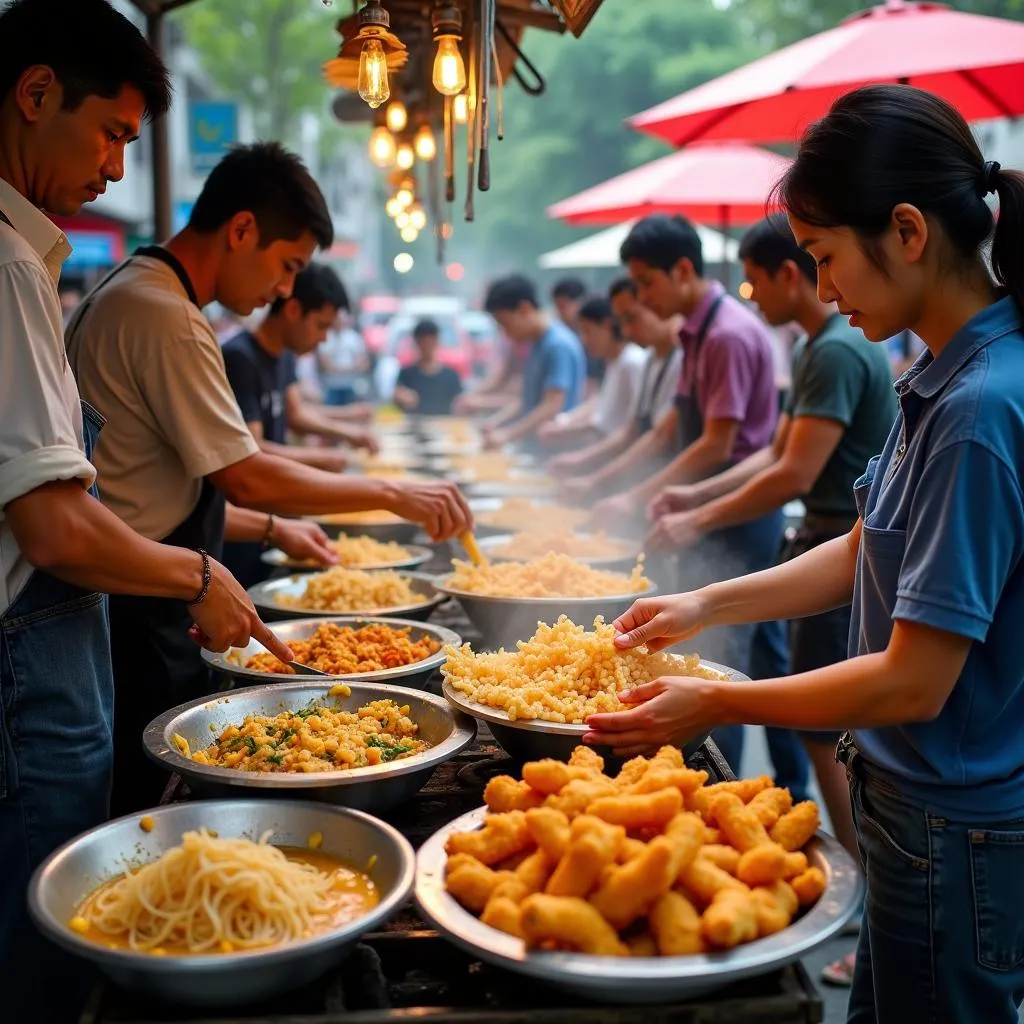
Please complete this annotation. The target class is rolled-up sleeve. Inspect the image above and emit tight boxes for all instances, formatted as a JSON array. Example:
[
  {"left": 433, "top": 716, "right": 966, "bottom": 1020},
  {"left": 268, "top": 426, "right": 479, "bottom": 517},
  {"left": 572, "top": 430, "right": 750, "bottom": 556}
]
[
  {"left": 0, "top": 260, "right": 95, "bottom": 511},
  {"left": 895, "top": 441, "right": 1024, "bottom": 642}
]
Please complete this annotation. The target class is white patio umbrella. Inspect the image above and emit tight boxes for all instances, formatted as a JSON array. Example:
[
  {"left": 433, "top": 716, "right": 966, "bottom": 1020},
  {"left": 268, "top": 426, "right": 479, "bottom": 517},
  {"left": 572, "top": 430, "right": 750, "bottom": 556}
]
[{"left": 539, "top": 219, "right": 738, "bottom": 270}]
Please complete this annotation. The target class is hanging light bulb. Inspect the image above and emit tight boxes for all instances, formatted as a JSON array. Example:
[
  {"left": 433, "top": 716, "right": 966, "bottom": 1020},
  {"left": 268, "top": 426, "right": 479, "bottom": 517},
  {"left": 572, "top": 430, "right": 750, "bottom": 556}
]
[
  {"left": 356, "top": 2, "right": 392, "bottom": 109},
  {"left": 385, "top": 100, "right": 407, "bottom": 134},
  {"left": 409, "top": 203, "right": 427, "bottom": 231},
  {"left": 401, "top": 225, "right": 419, "bottom": 243},
  {"left": 395, "top": 142, "right": 415, "bottom": 170},
  {"left": 368, "top": 126, "right": 396, "bottom": 167},
  {"left": 414, "top": 123, "right": 437, "bottom": 162},
  {"left": 395, "top": 209, "right": 411, "bottom": 230},
  {"left": 452, "top": 92, "right": 468, "bottom": 125},
  {"left": 431, "top": 6, "right": 466, "bottom": 96},
  {"left": 396, "top": 178, "right": 415, "bottom": 207},
  {"left": 385, "top": 196, "right": 403, "bottom": 218}
]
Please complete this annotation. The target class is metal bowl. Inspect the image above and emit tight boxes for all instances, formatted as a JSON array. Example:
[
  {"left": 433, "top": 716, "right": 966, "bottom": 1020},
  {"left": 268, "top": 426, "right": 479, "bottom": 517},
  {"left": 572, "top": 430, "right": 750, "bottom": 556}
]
[
  {"left": 415, "top": 804, "right": 862, "bottom": 1004},
  {"left": 260, "top": 543, "right": 434, "bottom": 574},
  {"left": 248, "top": 570, "right": 448, "bottom": 623},
  {"left": 144, "top": 681, "right": 476, "bottom": 812},
  {"left": 435, "top": 575, "right": 656, "bottom": 651},
  {"left": 304, "top": 514, "right": 422, "bottom": 543},
  {"left": 464, "top": 473, "right": 556, "bottom": 499},
  {"left": 29, "top": 800, "right": 415, "bottom": 1008},
  {"left": 475, "top": 533, "right": 641, "bottom": 571},
  {"left": 442, "top": 660, "right": 745, "bottom": 763},
  {"left": 202, "top": 616, "right": 461, "bottom": 689}
]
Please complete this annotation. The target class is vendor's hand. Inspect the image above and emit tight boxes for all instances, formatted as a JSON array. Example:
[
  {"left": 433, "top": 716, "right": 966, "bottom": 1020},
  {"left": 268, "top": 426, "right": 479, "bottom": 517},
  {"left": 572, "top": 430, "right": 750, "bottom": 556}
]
[
  {"left": 389, "top": 479, "right": 473, "bottom": 542},
  {"left": 583, "top": 676, "right": 719, "bottom": 757},
  {"left": 347, "top": 402, "right": 375, "bottom": 423},
  {"left": 482, "top": 428, "right": 508, "bottom": 451},
  {"left": 188, "top": 557, "right": 294, "bottom": 661},
  {"left": 560, "top": 475, "right": 594, "bottom": 502},
  {"left": 612, "top": 592, "right": 708, "bottom": 653},
  {"left": 645, "top": 511, "right": 703, "bottom": 552},
  {"left": 648, "top": 485, "right": 701, "bottom": 520},
  {"left": 588, "top": 492, "right": 634, "bottom": 528},
  {"left": 537, "top": 420, "right": 562, "bottom": 443},
  {"left": 272, "top": 518, "right": 338, "bottom": 567},
  {"left": 548, "top": 451, "right": 584, "bottom": 474},
  {"left": 347, "top": 429, "right": 380, "bottom": 456}
]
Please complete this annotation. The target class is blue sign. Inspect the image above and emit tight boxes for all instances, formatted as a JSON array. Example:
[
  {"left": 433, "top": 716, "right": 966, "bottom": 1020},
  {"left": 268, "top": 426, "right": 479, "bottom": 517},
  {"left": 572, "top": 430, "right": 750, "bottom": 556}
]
[
  {"left": 188, "top": 100, "right": 238, "bottom": 173},
  {"left": 173, "top": 200, "right": 194, "bottom": 233},
  {"left": 65, "top": 232, "right": 118, "bottom": 269}
]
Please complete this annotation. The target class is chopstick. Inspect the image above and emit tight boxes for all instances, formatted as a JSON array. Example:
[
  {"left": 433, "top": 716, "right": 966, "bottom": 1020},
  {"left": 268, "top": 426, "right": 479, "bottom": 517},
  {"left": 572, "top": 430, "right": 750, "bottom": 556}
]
[{"left": 459, "top": 531, "right": 487, "bottom": 567}]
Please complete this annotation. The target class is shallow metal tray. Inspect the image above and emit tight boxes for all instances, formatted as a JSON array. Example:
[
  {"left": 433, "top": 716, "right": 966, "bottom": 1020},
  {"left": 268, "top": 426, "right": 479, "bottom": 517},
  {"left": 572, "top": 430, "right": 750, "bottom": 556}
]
[
  {"left": 260, "top": 543, "right": 433, "bottom": 574},
  {"left": 29, "top": 800, "right": 415, "bottom": 1008},
  {"left": 144, "top": 681, "right": 476, "bottom": 812},
  {"left": 202, "top": 616, "right": 461, "bottom": 689},
  {"left": 415, "top": 805, "right": 862, "bottom": 1004},
  {"left": 248, "top": 570, "right": 448, "bottom": 623}
]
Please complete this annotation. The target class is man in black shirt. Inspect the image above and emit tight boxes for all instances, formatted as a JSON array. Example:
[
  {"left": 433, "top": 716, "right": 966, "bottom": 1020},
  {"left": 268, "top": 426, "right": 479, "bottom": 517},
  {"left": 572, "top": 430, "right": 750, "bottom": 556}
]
[{"left": 393, "top": 319, "right": 463, "bottom": 415}]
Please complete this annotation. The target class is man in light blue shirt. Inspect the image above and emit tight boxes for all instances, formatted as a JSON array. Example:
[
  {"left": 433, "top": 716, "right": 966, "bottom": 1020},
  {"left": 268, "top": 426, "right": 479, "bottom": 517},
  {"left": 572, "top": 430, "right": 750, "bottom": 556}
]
[{"left": 481, "top": 274, "right": 587, "bottom": 450}]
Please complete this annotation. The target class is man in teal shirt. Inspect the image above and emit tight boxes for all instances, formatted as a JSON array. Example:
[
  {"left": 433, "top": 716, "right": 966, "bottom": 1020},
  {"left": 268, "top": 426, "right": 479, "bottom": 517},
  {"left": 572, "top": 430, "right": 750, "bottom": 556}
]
[{"left": 647, "top": 215, "right": 896, "bottom": 877}]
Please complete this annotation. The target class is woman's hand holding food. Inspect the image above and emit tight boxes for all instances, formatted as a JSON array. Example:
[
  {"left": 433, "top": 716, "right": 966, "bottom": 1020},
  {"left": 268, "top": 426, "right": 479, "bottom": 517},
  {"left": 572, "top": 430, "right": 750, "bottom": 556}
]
[
  {"left": 389, "top": 479, "right": 473, "bottom": 542},
  {"left": 612, "top": 592, "right": 709, "bottom": 653},
  {"left": 273, "top": 519, "right": 339, "bottom": 567},
  {"left": 187, "top": 556, "right": 293, "bottom": 661}
]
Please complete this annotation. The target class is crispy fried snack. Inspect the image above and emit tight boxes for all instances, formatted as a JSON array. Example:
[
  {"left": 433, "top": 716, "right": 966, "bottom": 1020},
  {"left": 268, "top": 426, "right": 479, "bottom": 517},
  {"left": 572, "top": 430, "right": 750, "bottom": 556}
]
[
  {"left": 590, "top": 836, "right": 677, "bottom": 930},
  {"left": 546, "top": 815, "right": 624, "bottom": 898},
  {"left": 627, "top": 768, "right": 709, "bottom": 797},
  {"left": 481, "top": 895, "right": 525, "bottom": 938},
  {"left": 736, "top": 842, "right": 788, "bottom": 887},
  {"left": 616, "top": 837, "right": 649, "bottom": 863},
  {"left": 769, "top": 801, "right": 822, "bottom": 852},
  {"left": 699, "top": 844, "right": 742, "bottom": 875},
  {"left": 569, "top": 746, "right": 605, "bottom": 773},
  {"left": 445, "top": 810, "right": 534, "bottom": 865},
  {"left": 710, "top": 793, "right": 773, "bottom": 852},
  {"left": 702, "top": 888, "right": 759, "bottom": 949},
  {"left": 520, "top": 894, "right": 629, "bottom": 956},
  {"left": 790, "top": 866, "right": 827, "bottom": 906},
  {"left": 587, "top": 788, "right": 683, "bottom": 831},
  {"left": 782, "top": 851, "right": 809, "bottom": 880},
  {"left": 688, "top": 776, "right": 773, "bottom": 819},
  {"left": 446, "top": 860, "right": 514, "bottom": 913},
  {"left": 751, "top": 887, "right": 792, "bottom": 937},
  {"left": 680, "top": 855, "right": 749, "bottom": 908},
  {"left": 522, "top": 759, "right": 596, "bottom": 796},
  {"left": 484, "top": 776, "right": 546, "bottom": 813},
  {"left": 545, "top": 776, "right": 618, "bottom": 818},
  {"left": 626, "top": 932, "right": 660, "bottom": 958},
  {"left": 747, "top": 787, "right": 794, "bottom": 829},
  {"left": 525, "top": 807, "right": 571, "bottom": 862},
  {"left": 650, "top": 890, "right": 704, "bottom": 955}
]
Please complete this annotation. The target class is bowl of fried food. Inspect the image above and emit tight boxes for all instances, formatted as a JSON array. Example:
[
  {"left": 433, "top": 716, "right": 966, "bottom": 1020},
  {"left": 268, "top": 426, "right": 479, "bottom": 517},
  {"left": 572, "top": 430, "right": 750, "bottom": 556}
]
[
  {"left": 248, "top": 569, "right": 447, "bottom": 623},
  {"left": 471, "top": 498, "right": 590, "bottom": 539},
  {"left": 306, "top": 510, "right": 422, "bottom": 543},
  {"left": 261, "top": 536, "right": 433, "bottom": 574},
  {"left": 415, "top": 745, "right": 861, "bottom": 1003},
  {"left": 202, "top": 617, "right": 461, "bottom": 690},
  {"left": 477, "top": 531, "right": 640, "bottom": 570},
  {"left": 436, "top": 556, "right": 654, "bottom": 651},
  {"left": 144, "top": 681, "right": 476, "bottom": 812},
  {"left": 441, "top": 616, "right": 739, "bottom": 761},
  {"left": 30, "top": 800, "right": 415, "bottom": 1007}
]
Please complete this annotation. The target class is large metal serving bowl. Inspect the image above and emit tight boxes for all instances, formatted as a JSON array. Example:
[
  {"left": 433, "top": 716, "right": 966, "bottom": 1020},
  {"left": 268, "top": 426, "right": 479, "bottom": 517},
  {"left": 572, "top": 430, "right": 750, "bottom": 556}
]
[
  {"left": 260, "top": 543, "right": 434, "bottom": 574},
  {"left": 415, "top": 805, "right": 863, "bottom": 1004},
  {"left": 463, "top": 473, "right": 556, "bottom": 500},
  {"left": 435, "top": 575, "right": 656, "bottom": 652},
  {"left": 475, "top": 533, "right": 642, "bottom": 572},
  {"left": 202, "top": 616, "right": 461, "bottom": 690},
  {"left": 442, "top": 659, "right": 745, "bottom": 764},
  {"left": 248, "top": 570, "right": 448, "bottom": 623},
  {"left": 304, "top": 514, "right": 423, "bottom": 543},
  {"left": 144, "top": 681, "right": 476, "bottom": 812},
  {"left": 29, "top": 800, "right": 415, "bottom": 1008}
]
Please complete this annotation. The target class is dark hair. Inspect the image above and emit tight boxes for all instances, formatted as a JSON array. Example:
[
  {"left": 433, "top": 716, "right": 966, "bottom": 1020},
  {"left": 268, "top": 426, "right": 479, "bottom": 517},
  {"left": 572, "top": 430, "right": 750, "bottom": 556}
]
[
  {"left": 413, "top": 318, "right": 439, "bottom": 341},
  {"left": 484, "top": 274, "right": 538, "bottom": 313},
  {"left": 189, "top": 142, "right": 334, "bottom": 250},
  {"left": 551, "top": 277, "right": 586, "bottom": 301},
  {"left": 739, "top": 214, "right": 817, "bottom": 285},
  {"left": 776, "top": 84, "right": 1024, "bottom": 318},
  {"left": 0, "top": 0, "right": 171, "bottom": 119},
  {"left": 579, "top": 295, "right": 613, "bottom": 324},
  {"left": 620, "top": 214, "right": 704, "bottom": 277},
  {"left": 608, "top": 277, "right": 636, "bottom": 301},
  {"left": 270, "top": 262, "right": 348, "bottom": 316}
]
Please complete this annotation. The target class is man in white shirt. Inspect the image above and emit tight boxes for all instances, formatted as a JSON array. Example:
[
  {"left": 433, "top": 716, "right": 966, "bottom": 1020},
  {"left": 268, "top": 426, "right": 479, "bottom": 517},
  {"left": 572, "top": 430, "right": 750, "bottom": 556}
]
[
  {"left": 556, "top": 279, "right": 683, "bottom": 498},
  {"left": 538, "top": 294, "right": 646, "bottom": 450},
  {"left": 0, "top": 2, "right": 291, "bottom": 1018}
]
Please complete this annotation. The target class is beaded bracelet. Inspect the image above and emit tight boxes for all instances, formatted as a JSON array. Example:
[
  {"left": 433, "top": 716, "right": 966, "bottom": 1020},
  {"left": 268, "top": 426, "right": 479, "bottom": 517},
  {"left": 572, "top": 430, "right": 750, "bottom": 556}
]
[
  {"left": 188, "top": 549, "right": 212, "bottom": 605},
  {"left": 261, "top": 513, "right": 276, "bottom": 550}
]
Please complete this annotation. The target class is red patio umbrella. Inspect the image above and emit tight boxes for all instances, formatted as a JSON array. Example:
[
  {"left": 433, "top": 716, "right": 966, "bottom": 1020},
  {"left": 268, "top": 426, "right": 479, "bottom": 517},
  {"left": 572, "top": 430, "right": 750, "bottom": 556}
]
[
  {"left": 546, "top": 141, "right": 791, "bottom": 229},
  {"left": 629, "top": 0, "right": 1024, "bottom": 146}
]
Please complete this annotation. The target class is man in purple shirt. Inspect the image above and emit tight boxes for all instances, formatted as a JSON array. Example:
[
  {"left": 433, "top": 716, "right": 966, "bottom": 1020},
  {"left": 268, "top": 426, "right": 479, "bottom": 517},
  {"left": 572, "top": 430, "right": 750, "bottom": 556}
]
[{"left": 591, "top": 214, "right": 786, "bottom": 769}]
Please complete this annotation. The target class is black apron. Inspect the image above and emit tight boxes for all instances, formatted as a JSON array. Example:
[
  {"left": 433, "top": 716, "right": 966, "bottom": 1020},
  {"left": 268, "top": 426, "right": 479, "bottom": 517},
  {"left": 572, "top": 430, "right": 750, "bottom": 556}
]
[
  {"left": 634, "top": 347, "right": 677, "bottom": 435},
  {"left": 67, "top": 246, "right": 227, "bottom": 817},
  {"left": 674, "top": 292, "right": 726, "bottom": 454}
]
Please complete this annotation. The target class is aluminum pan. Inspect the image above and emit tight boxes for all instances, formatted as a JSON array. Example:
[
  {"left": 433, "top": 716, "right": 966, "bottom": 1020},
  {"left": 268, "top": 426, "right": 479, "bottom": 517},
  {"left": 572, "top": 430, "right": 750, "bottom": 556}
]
[{"left": 260, "top": 543, "right": 433, "bottom": 574}]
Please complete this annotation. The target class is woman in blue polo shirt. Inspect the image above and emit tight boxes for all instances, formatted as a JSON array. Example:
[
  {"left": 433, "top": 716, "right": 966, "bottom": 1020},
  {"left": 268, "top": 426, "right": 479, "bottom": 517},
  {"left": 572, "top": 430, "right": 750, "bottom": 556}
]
[{"left": 585, "top": 84, "right": 1024, "bottom": 1024}]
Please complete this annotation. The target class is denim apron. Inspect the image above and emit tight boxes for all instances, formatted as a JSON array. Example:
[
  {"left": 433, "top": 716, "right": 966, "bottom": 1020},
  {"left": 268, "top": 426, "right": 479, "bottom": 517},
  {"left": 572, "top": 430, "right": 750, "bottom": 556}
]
[
  {"left": 0, "top": 207, "right": 114, "bottom": 1020},
  {"left": 65, "top": 246, "right": 227, "bottom": 817},
  {"left": 672, "top": 294, "right": 785, "bottom": 768}
]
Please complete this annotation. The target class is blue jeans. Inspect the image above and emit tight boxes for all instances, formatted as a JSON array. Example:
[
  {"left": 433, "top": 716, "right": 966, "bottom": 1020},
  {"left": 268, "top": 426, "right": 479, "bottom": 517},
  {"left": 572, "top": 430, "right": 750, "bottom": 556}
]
[{"left": 839, "top": 737, "right": 1024, "bottom": 1024}]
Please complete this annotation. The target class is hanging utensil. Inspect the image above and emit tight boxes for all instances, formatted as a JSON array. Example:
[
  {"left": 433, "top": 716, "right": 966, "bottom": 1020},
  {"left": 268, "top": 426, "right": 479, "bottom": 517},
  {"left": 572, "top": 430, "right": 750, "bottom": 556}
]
[
  {"left": 477, "top": 0, "right": 494, "bottom": 192},
  {"left": 464, "top": 9, "right": 479, "bottom": 221},
  {"left": 444, "top": 94, "right": 455, "bottom": 204}
]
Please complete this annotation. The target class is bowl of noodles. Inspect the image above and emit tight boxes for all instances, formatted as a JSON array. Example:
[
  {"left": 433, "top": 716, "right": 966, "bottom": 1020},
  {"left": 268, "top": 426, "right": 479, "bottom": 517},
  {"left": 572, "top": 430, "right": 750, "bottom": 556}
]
[
  {"left": 28, "top": 800, "right": 415, "bottom": 1006},
  {"left": 436, "top": 554, "right": 656, "bottom": 651},
  {"left": 261, "top": 538, "right": 434, "bottom": 574},
  {"left": 476, "top": 531, "right": 641, "bottom": 570},
  {"left": 143, "top": 680, "right": 476, "bottom": 812},
  {"left": 305, "top": 510, "right": 422, "bottom": 543},
  {"left": 247, "top": 569, "right": 448, "bottom": 623},
  {"left": 202, "top": 616, "right": 461, "bottom": 690}
]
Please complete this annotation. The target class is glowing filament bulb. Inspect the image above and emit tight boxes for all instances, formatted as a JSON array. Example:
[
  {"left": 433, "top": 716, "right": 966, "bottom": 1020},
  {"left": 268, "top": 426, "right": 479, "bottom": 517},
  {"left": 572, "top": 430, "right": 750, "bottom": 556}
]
[
  {"left": 358, "top": 38, "right": 390, "bottom": 109},
  {"left": 432, "top": 35, "right": 466, "bottom": 96}
]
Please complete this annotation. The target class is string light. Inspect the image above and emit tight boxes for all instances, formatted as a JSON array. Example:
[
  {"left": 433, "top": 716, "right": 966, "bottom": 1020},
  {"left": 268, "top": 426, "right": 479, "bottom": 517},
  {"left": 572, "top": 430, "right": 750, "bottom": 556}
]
[
  {"left": 431, "top": 5, "right": 466, "bottom": 96},
  {"left": 400, "top": 225, "right": 419, "bottom": 243},
  {"left": 368, "top": 126, "right": 396, "bottom": 167},
  {"left": 452, "top": 92, "right": 468, "bottom": 125},
  {"left": 409, "top": 203, "right": 427, "bottom": 231},
  {"left": 385, "top": 197, "right": 403, "bottom": 218},
  {"left": 394, "top": 252, "right": 414, "bottom": 273},
  {"left": 385, "top": 100, "right": 407, "bottom": 133},
  {"left": 395, "top": 209, "right": 411, "bottom": 229},
  {"left": 396, "top": 178, "right": 415, "bottom": 206},
  {"left": 414, "top": 123, "right": 437, "bottom": 162},
  {"left": 396, "top": 142, "right": 415, "bottom": 170}
]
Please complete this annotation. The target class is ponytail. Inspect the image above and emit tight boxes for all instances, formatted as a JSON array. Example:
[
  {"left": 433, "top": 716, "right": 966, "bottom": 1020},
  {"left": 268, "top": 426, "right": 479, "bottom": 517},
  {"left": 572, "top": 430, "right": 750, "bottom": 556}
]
[{"left": 990, "top": 168, "right": 1024, "bottom": 319}]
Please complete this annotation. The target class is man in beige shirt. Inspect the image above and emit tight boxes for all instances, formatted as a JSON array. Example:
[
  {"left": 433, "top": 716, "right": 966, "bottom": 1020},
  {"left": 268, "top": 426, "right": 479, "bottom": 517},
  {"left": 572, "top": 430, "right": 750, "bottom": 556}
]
[{"left": 68, "top": 141, "right": 472, "bottom": 815}]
